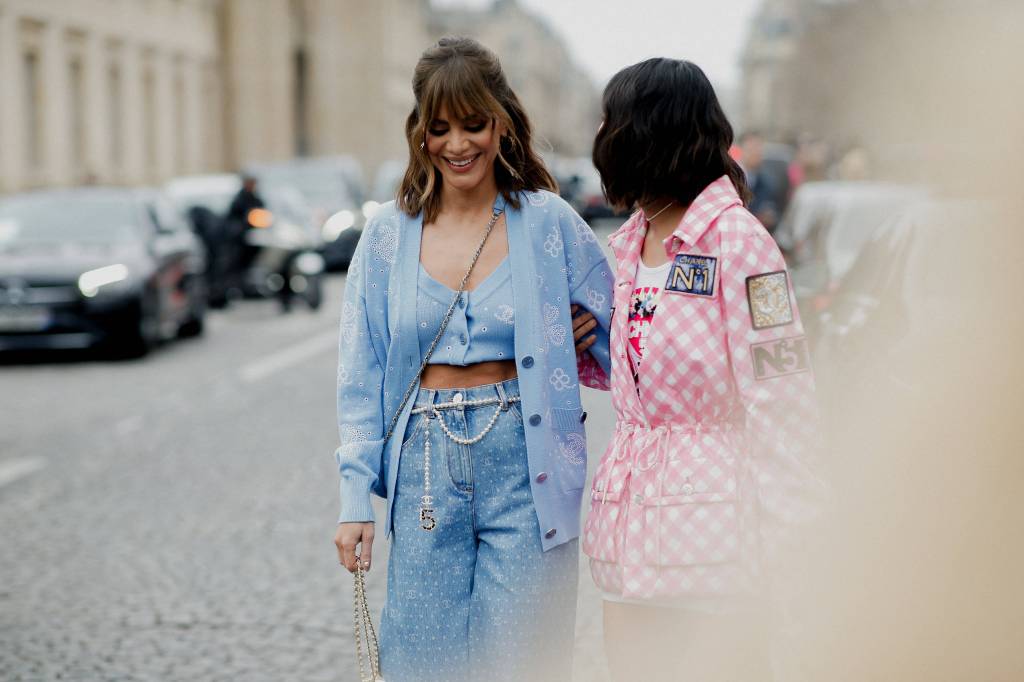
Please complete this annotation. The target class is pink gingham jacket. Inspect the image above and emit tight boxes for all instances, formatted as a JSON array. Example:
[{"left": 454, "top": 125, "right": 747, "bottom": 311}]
[{"left": 582, "top": 176, "right": 823, "bottom": 600}]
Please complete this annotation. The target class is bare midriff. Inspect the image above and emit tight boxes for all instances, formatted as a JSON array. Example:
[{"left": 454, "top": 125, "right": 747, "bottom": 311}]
[{"left": 420, "top": 360, "right": 517, "bottom": 389}]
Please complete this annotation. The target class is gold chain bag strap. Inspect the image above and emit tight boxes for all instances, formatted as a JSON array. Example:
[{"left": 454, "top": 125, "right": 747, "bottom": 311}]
[
  {"left": 350, "top": 204, "right": 504, "bottom": 682},
  {"left": 354, "top": 562, "right": 383, "bottom": 682}
]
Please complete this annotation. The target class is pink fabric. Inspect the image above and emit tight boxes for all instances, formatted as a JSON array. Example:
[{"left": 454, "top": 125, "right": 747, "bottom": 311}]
[
  {"left": 577, "top": 350, "right": 610, "bottom": 390},
  {"left": 582, "top": 176, "right": 824, "bottom": 600}
]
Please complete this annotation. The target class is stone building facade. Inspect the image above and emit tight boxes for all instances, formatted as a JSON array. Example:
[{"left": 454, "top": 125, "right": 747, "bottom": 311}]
[
  {"left": 738, "top": 0, "right": 805, "bottom": 139},
  {"left": 218, "top": 0, "right": 430, "bottom": 177},
  {"left": 738, "top": 0, "right": 1023, "bottom": 181},
  {"left": 0, "top": 0, "right": 224, "bottom": 191},
  {"left": 430, "top": 0, "right": 600, "bottom": 159},
  {"left": 0, "top": 0, "right": 597, "bottom": 194}
]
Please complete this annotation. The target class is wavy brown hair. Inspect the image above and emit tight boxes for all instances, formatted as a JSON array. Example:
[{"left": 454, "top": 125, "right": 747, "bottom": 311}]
[
  {"left": 593, "top": 58, "right": 751, "bottom": 211},
  {"left": 397, "top": 36, "right": 557, "bottom": 223}
]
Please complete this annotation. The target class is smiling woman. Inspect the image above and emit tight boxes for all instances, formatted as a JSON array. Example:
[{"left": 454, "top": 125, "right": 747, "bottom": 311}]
[
  {"left": 426, "top": 109, "right": 497, "bottom": 182},
  {"left": 397, "top": 37, "right": 556, "bottom": 223},
  {"left": 333, "top": 36, "right": 614, "bottom": 682}
]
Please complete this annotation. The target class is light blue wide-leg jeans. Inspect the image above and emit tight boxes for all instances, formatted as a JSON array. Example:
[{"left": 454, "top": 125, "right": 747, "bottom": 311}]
[{"left": 380, "top": 378, "right": 578, "bottom": 682}]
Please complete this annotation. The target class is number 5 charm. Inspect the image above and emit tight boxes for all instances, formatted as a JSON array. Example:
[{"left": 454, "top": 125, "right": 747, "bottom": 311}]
[{"left": 419, "top": 505, "right": 436, "bottom": 532}]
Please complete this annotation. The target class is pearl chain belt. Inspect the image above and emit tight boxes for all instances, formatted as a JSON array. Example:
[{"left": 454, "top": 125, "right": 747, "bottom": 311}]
[{"left": 409, "top": 393, "right": 522, "bottom": 531}]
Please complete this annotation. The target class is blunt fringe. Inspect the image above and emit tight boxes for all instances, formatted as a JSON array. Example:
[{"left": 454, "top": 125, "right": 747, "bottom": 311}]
[
  {"left": 592, "top": 58, "right": 751, "bottom": 211},
  {"left": 397, "top": 36, "right": 557, "bottom": 223}
]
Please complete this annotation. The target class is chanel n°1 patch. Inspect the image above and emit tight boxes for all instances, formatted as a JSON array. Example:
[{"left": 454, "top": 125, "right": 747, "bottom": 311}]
[{"left": 664, "top": 253, "right": 717, "bottom": 297}]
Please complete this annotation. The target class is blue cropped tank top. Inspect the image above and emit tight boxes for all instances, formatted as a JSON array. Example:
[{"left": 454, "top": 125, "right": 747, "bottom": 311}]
[{"left": 416, "top": 258, "right": 516, "bottom": 365}]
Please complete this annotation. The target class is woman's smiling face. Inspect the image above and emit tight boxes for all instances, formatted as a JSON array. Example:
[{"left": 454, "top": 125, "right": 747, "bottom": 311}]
[{"left": 426, "top": 105, "right": 505, "bottom": 194}]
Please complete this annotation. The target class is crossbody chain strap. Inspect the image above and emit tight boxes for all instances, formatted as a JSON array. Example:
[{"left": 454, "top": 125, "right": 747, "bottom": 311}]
[{"left": 382, "top": 206, "right": 504, "bottom": 443}]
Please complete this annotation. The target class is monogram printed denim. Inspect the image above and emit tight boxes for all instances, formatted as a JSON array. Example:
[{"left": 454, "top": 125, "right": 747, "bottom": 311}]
[{"left": 380, "top": 379, "right": 578, "bottom": 682}]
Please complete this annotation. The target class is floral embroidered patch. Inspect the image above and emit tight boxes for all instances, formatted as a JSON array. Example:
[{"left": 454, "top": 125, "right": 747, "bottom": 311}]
[{"left": 746, "top": 271, "right": 794, "bottom": 329}]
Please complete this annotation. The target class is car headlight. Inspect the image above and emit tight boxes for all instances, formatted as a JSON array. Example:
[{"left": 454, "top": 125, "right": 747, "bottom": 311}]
[
  {"left": 295, "top": 252, "right": 325, "bottom": 275},
  {"left": 78, "top": 264, "right": 130, "bottom": 297},
  {"left": 276, "top": 221, "right": 310, "bottom": 248},
  {"left": 322, "top": 210, "right": 355, "bottom": 241},
  {"left": 362, "top": 201, "right": 381, "bottom": 220}
]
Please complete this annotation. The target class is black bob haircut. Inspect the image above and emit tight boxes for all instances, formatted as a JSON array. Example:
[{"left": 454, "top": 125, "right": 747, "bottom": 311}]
[{"left": 593, "top": 58, "right": 751, "bottom": 211}]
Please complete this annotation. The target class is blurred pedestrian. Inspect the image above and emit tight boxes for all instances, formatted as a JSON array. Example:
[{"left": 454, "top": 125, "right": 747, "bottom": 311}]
[
  {"left": 585, "top": 58, "right": 825, "bottom": 682},
  {"left": 788, "top": 133, "right": 829, "bottom": 195},
  {"left": 332, "top": 36, "right": 612, "bottom": 682},
  {"left": 186, "top": 204, "right": 231, "bottom": 307},
  {"left": 224, "top": 174, "right": 265, "bottom": 283},
  {"left": 738, "top": 130, "right": 784, "bottom": 235},
  {"left": 227, "top": 174, "right": 264, "bottom": 222}
]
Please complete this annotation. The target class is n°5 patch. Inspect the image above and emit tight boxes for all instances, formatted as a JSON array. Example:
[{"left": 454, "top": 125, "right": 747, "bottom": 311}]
[
  {"left": 750, "top": 335, "right": 810, "bottom": 380},
  {"left": 665, "top": 253, "right": 717, "bottom": 297},
  {"left": 746, "top": 271, "right": 794, "bottom": 329}
]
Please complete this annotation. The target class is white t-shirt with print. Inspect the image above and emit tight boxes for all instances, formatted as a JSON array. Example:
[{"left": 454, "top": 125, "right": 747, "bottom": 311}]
[{"left": 627, "top": 259, "right": 671, "bottom": 380}]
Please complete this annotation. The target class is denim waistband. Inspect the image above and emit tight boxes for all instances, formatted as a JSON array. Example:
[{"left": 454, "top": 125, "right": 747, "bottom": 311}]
[{"left": 413, "top": 376, "right": 520, "bottom": 411}]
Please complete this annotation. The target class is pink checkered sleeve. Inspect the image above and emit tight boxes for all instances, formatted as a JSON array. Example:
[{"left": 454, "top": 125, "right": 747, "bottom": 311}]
[
  {"left": 720, "top": 219, "right": 826, "bottom": 561},
  {"left": 565, "top": 212, "right": 613, "bottom": 391}
]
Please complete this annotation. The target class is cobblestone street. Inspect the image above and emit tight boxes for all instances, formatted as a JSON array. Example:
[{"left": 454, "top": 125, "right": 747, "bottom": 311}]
[{"left": 0, "top": 266, "right": 615, "bottom": 682}]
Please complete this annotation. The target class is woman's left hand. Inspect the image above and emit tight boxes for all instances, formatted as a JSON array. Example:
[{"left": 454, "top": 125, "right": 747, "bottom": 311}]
[{"left": 571, "top": 304, "right": 598, "bottom": 354}]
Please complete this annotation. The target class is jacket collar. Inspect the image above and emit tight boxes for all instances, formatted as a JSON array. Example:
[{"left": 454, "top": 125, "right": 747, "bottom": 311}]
[
  {"left": 607, "top": 175, "right": 743, "bottom": 263},
  {"left": 607, "top": 209, "right": 646, "bottom": 264}
]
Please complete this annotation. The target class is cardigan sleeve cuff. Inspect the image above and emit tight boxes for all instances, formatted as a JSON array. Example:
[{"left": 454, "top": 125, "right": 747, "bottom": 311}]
[{"left": 337, "top": 475, "right": 377, "bottom": 524}]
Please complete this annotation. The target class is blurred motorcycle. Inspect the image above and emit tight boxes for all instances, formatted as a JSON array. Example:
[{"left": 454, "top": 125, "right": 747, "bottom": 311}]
[
  {"left": 166, "top": 175, "right": 325, "bottom": 313},
  {"left": 238, "top": 205, "right": 325, "bottom": 311}
]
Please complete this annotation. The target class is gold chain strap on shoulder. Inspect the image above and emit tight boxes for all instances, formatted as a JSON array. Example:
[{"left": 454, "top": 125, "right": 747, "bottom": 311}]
[{"left": 353, "top": 560, "right": 383, "bottom": 681}]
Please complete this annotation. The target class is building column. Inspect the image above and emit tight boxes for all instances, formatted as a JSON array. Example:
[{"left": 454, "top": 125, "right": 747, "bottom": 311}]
[
  {"left": 182, "top": 56, "right": 203, "bottom": 175},
  {"left": 201, "top": 60, "right": 226, "bottom": 172},
  {"left": 221, "top": 0, "right": 295, "bottom": 166},
  {"left": 119, "top": 43, "right": 146, "bottom": 185},
  {"left": 305, "top": 0, "right": 345, "bottom": 156},
  {"left": 83, "top": 31, "right": 112, "bottom": 183},
  {"left": 40, "top": 20, "right": 71, "bottom": 186},
  {"left": 153, "top": 50, "right": 176, "bottom": 181},
  {"left": 0, "top": 6, "right": 25, "bottom": 192}
]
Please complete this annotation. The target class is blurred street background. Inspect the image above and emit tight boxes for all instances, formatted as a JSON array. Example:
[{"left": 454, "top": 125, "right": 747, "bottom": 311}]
[{"left": 2, "top": 0, "right": 1023, "bottom": 681}]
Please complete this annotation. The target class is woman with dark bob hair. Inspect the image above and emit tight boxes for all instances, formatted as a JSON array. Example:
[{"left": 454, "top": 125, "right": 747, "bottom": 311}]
[
  {"left": 333, "top": 37, "right": 613, "bottom": 681},
  {"left": 581, "top": 58, "right": 823, "bottom": 680}
]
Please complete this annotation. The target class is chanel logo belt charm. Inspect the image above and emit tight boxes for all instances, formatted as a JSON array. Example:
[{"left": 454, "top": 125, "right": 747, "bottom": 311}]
[
  {"left": 409, "top": 395, "right": 520, "bottom": 532},
  {"left": 420, "top": 416, "right": 437, "bottom": 532}
]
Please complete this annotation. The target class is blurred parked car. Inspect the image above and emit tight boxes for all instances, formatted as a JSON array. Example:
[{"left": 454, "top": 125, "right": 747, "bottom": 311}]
[
  {"left": 165, "top": 174, "right": 325, "bottom": 311},
  {"left": 0, "top": 187, "right": 207, "bottom": 357},
  {"left": 246, "top": 156, "right": 366, "bottom": 271},
  {"left": 775, "top": 181, "right": 928, "bottom": 341}
]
